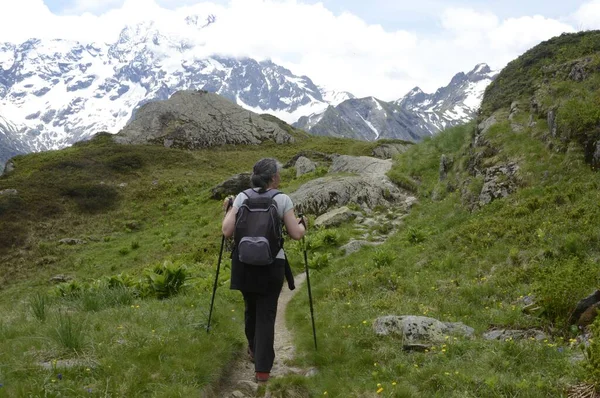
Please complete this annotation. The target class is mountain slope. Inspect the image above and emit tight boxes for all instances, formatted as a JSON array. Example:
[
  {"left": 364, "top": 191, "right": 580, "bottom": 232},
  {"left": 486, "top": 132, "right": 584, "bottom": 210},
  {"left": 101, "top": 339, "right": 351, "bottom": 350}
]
[
  {"left": 397, "top": 63, "right": 498, "bottom": 133},
  {"left": 296, "top": 97, "right": 428, "bottom": 141},
  {"left": 295, "top": 64, "right": 497, "bottom": 141}
]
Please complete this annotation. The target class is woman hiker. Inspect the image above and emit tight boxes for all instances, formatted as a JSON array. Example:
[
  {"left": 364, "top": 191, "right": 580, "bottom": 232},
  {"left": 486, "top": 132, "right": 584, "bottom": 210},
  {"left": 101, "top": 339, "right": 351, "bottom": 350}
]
[{"left": 222, "top": 158, "right": 307, "bottom": 382}]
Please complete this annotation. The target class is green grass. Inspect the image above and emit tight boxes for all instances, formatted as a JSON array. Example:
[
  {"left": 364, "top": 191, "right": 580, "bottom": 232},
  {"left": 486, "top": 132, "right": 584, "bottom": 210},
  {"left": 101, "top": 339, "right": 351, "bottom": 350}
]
[
  {"left": 282, "top": 107, "right": 600, "bottom": 395},
  {"left": 0, "top": 131, "right": 382, "bottom": 396}
]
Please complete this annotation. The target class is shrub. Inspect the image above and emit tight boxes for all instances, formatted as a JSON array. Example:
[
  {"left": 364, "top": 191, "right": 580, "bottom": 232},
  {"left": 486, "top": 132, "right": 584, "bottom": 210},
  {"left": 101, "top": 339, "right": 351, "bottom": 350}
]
[
  {"left": 308, "top": 252, "right": 332, "bottom": 270},
  {"left": 62, "top": 184, "right": 119, "bottom": 213},
  {"left": 406, "top": 226, "right": 426, "bottom": 244},
  {"left": 105, "top": 153, "right": 144, "bottom": 172},
  {"left": 533, "top": 257, "right": 600, "bottom": 327},
  {"left": 584, "top": 317, "right": 600, "bottom": 385},
  {"left": 557, "top": 94, "right": 600, "bottom": 142},
  {"left": 306, "top": 229, "right": 341, "bottom": 251}
]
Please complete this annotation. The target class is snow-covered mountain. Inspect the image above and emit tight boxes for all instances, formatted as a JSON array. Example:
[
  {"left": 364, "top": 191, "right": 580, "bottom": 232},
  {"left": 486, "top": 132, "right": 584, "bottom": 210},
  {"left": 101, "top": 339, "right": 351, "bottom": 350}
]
[
  {"left": 295, "top": 64, "right": 498, "bottom": 141},
  {"left": 295, "top": 97, "right": 428, "bottom": 142},
  {"left": 396, "top": 63, "right": 498, "bottom": 134},
  {"left": 0, "top": 115, "right": 29, "bottom": 172},
  {"left": 0, "top": 17, "right": 352, "bottom": 157}
]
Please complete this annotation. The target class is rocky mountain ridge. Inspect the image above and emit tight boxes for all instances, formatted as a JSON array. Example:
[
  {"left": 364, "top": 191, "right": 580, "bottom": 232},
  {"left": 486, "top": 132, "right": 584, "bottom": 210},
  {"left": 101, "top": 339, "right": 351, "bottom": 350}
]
[
  {"left": 115, "top": 90, "right": 294, "bottom": 148},
  {"left": 294, "top": 63, "right": 497, "bottom": 141}
]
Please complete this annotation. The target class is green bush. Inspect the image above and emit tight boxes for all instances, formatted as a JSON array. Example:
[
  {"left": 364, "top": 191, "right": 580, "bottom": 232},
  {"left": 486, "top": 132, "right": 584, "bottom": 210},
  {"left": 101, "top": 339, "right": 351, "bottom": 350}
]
[
  {"left": 372, "top": 248, "right": 396, "bottom": 268},
  {"left": 306, "top": 229, "right": 341, "bottom": 251},
  {"left": 584, "top": 317, "right": 600, "bottom": 385},
  {"left": 557, "top": 94, "right": 600, "bottom": 142},
  {"left": 533, "top": 257, "right": 600, "bottom": 327},
  {"left": 144, "top": 262, "right": 188, "bottom": 299},
  {"left": 406, "top": 226, "right": 426, "bottom": 244},
  {"left": 308, "top": 252, "right": 332, "bottom": 270},
  {"left": 105, "top": 153, "right": 144, "bottom": 172},
  {"left": 62, "top": 184, "right": 119, "bottom": 213}
]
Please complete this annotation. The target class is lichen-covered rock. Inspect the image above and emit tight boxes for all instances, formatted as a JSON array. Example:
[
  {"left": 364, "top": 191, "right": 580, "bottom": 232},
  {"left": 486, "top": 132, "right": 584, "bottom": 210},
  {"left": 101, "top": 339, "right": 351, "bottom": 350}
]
[
  {"left": 477, "top": 115, "right": 497, "bottom": 135},
  {"left": 329, "top": 155, "right": 393, "bottom": 176},
  {"left": 295, "top": 156, "right": 316, "bottom": 177},
  {"left": 314, "top": 206, "right": 358, "bottom": 228},
  {"left": 340, "top": 240, "right": 383, "bottom": 256},
  {"left": 0, "top": 189, "right": 18, "bottom": 196},
  {"left": 483, "top": 329, "right": 548, "bottom": 341},
  {"left": 372, "top": 143, "right": 410, "bottom": 159},
  {"left": 373, "top": 316, "right": 447, "bottom": 344},
  {"left": 479, "top": 163, "right": 519, "bottom": 205},
  {"left": 115, "top": 90, "right": 294, "bottom": 148},
  {"left": 290, "top": 175, "right": 409, "bottom": 216},
  {"left": 211, "top": 173, "right": 252, "bottom": 200}
]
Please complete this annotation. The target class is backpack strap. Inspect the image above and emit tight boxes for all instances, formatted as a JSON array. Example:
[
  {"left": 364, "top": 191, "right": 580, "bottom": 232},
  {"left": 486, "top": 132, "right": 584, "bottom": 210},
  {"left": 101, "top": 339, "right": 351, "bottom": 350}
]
[{"left": 243, "top": 189, "right": 281, "bottom": 200}]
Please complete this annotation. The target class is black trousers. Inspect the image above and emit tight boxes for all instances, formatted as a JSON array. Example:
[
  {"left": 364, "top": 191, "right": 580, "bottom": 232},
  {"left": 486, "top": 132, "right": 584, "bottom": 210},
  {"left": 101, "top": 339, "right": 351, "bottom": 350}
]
[{"left": 242, "top": 289, "right": 281, "bottom": 373}]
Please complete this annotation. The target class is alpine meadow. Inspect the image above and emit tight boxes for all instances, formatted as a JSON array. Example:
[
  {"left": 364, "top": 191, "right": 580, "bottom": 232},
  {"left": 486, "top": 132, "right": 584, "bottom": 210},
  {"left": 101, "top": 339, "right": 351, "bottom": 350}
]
[{"left": 1, "top": 30, "right": 600, "bottom": 397}]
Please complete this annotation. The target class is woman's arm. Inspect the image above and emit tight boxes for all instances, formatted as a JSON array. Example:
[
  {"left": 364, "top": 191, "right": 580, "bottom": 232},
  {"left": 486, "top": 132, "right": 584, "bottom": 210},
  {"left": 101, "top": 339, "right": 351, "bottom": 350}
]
[
  {"left": 283, "top": 209, "right": 306, "bottom": 240},
  {"left": 221, "top": 197, "right": 238, "bottom": 237}
]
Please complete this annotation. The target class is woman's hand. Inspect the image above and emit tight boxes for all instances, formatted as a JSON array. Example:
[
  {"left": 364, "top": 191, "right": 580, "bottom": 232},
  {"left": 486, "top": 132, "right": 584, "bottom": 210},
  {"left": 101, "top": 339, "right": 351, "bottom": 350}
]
[
  {"left": 222, "top": 196, "right": 234, "bottom": 213},
  {"left": 297, "top": 216, "right": 308, "bottom": 229}
]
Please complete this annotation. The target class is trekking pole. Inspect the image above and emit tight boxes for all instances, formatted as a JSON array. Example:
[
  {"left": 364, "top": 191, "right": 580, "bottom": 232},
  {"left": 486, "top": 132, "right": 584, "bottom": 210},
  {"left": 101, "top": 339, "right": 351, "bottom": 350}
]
[
  {"left": 299, "top": 213, "right": 317, "bottom": 350},
  {"left": 207, "top": 198, "right": 233, "bottom": 333}
]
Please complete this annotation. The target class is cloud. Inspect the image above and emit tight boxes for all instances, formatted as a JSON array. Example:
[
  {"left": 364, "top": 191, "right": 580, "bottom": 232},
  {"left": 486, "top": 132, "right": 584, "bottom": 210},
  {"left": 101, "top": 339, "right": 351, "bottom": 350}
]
[
  {"left": 64, "top": 0, "right": 124, "bottom": 14},
  {"left": 0, "top": 0, "right": 590, "bottom": 101},
  {"left": 573, "top": 0, "right": 600, "bottom": 29}
]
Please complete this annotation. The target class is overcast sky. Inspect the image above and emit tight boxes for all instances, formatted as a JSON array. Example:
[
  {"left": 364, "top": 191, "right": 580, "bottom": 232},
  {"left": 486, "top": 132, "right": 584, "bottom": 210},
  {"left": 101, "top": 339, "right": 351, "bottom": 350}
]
[{"left": 2, "top": 0, "right": 599, "bottom": 100}]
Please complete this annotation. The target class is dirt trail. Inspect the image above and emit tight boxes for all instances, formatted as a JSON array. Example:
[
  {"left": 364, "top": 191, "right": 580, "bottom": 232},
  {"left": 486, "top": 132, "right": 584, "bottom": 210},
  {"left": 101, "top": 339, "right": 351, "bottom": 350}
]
[{"left": 217, "top": 273, "right": 309, "bottom": 398}]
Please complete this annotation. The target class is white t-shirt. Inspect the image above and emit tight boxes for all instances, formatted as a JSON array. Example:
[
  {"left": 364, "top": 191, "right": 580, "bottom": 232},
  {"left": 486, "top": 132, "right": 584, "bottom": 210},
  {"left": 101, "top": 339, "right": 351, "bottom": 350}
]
[{"left": 232, "top": 188, "right": 294, "bottom": 259}]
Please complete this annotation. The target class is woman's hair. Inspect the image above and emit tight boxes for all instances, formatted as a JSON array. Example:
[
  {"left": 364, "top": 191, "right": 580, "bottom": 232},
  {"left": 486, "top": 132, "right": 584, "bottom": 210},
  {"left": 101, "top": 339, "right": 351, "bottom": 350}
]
[{"left": 251, "top": 158, "right": 280, "bottom": 192}]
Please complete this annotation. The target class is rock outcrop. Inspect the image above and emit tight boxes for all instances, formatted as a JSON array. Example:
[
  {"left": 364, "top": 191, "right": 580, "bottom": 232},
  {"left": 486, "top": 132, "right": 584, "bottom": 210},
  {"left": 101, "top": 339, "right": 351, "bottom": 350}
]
[
  {"left": 115, "top": 90, "right": 294, "bottom": 148},
  {"left": 295, "top": 156, "right": 316, "bottom": 177},
  {"left": 211, "top": 173, "right": 252, "bottom": 200},
  {"left": 373, "top": 315, "right": 474, "bottom": 349},
  {"left": 291, "top": 155, "right": 415, "bottom": 215}
]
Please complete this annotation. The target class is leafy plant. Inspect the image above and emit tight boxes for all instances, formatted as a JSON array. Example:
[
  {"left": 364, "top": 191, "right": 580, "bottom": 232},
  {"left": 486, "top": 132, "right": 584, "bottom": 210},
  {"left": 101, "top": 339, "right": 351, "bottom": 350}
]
[
  {"left": 144, "top": 262, "right": 188, "bottom": 299},
  {"left": 372, "top": 248, "right": 396, "bottom": 268},
  {"left": 405, "top": 226, "right": 426, "bottom": 244},
  {"left": 306, "top": 229, "right": 341, "bottom": 251},
  {"left": 308, "top": 252, "right": 332, "bottom": 270}
]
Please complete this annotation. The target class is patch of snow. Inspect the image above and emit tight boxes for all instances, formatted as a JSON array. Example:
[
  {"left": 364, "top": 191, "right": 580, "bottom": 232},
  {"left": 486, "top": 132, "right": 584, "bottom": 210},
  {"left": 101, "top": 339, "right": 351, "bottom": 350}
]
[{"left": 356, "top": 111, "right": 379, "bottom": 140}]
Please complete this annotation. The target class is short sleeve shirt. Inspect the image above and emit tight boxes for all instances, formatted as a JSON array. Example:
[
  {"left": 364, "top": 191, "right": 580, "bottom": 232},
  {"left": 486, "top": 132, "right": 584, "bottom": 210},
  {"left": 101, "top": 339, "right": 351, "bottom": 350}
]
[{"left": 232, "top": 188, "right": 294, "bottom": 259}]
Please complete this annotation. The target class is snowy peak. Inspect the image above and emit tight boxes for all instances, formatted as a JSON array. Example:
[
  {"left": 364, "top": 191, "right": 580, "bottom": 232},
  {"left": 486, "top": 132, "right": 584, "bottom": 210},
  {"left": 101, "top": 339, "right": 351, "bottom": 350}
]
[
  {"left": 396, "top": 63, "right": 498, "bottom": 134},
  {"left": 296, "top": 63, "right": 498, "bottom": 142},
  {"left": 0, "top": 17, "right": 353, "bottom": 153}
]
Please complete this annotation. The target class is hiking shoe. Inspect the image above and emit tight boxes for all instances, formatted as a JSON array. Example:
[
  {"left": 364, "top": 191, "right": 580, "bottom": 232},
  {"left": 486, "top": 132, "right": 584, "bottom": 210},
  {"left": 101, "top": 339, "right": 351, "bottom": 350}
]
[
  {"left": 255, "top": 372, "right": 270, "bottom": 382},
  {"left": 247, "top": 347, "right": 254, "bottom": 363}
]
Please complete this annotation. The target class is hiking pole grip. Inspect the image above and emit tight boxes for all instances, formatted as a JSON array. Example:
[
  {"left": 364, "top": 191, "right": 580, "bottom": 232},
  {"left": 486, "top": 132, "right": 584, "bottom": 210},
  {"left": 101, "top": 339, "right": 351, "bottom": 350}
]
[{"left": 206, "top": 198, "right": 234, "bottom": 333}]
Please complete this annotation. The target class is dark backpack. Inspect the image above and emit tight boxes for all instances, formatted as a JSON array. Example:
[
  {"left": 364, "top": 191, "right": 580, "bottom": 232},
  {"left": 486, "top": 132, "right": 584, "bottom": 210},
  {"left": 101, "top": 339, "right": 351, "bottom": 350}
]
[{"left": 234, "top": 189, "right": 283, "bottom": 266}]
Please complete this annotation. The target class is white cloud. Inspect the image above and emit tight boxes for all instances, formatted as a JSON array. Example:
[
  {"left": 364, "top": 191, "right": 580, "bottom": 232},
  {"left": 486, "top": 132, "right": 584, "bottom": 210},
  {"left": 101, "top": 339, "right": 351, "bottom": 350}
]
[
  {"left": 573, "top": 0, "right": 600, "bottom": 29},
  {"left": 0, "top": 0, "right": 590, "bottom": 101}
]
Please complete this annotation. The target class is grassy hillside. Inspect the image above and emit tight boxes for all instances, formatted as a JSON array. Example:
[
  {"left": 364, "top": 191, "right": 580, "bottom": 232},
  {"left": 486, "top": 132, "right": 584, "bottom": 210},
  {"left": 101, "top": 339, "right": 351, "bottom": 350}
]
[{"left": 0, "top": 130, "right": 389, "bottom": 396}]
